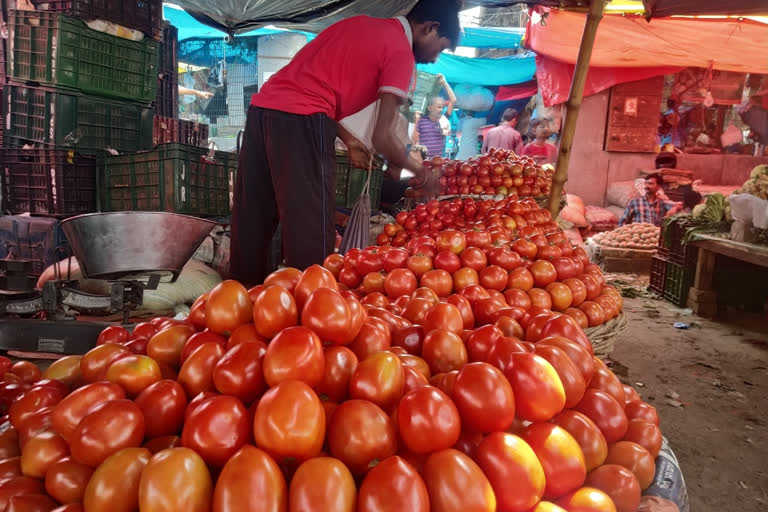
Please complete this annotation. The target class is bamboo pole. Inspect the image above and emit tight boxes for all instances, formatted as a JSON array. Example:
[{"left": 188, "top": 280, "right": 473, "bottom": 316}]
[{"left": 548, "top": 0, "right": 607, "bottom": 216}]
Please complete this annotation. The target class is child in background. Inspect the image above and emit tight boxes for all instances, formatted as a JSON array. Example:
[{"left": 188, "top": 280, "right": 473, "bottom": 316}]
[{"left": 523, "top": 118, "right": 558, "bottom": 164}]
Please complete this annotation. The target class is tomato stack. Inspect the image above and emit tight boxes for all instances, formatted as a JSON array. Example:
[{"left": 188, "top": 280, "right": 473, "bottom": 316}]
[
  {"left": 372, "top": 197, "right": 621, "bottom": 328},
  {"left": 0, "top": 255, "right": 661, "bottom": 512},
  {"left": 429, "top": 150, "right": 553, "bottom": 198}
]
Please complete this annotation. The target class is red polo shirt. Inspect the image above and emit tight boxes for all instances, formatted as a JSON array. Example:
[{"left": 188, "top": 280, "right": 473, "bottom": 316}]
[{"left": 251, "top": 16, "right": 416, "bottom": 121}]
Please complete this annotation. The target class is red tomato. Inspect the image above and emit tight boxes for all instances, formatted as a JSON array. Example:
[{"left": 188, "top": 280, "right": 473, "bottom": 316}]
[
  {"left": 263, "top": 326, "right": 324, "bottom": 388},
  {"left": 327, "top": 400, "right": 397, "bottom": 476},
  {"left": 392, "top": 325, "right": 425, "bottom": 355},
  {"left": 105, "top": 355, "right": 162, "bottom": 396},
  {"left": 624, "top": 400, "right": 660, "bottom": 426},
  {"left": 556, "top": 487, "right": 617, "bottom": 512},
  {"left": 348, "top": 352, "right": 405, "bottom": 412},
  {"left": 475, "top": 433, "right": 545, "bottom": 512},
  {"left": 453, "top": 267, "right": 479, "bottom": 291},
  {"left": 293, "top": 265, "right": 338, "bottom": 311},
  {"left": 420, "top": 270, "right": 454, "bottom": 297},
  {"left": 464, "top": 325, "right": 502, "bottom": 363},
  {"left": 70, "top": 399, "right": 145, "bottom": 467},
  {"left": 44, "top": 457, "right": 92, "bottom": 504},
  {"left": 213, "top": 445, "right": 286, "bottom": 512},
  {"left": 537, "top": 336, "right": 595, "bottom": 386},
  {"left": 623, "top": 419, "right": 662, "bottom": 458},
  {"left": 289, "top": 457, "right": 355, "bottom": 512},
  {"left": 9, "top": 384, "right": 66, "bottom": 433},
  {"left": 585, "top": 465, "right": 641, "bottom": 512},
  {"left": 422, "top": 330, "right": 468, "bottom": 375},
  {"left": 51, "top": 382, "right": 126, "bottom": 443},
  {"left": 41, "top": 356, "right": 82, "bottom": 390},
  {"left": 205, "top": 280, "right": 252, "bottom": 334},
  {"left": 445, "top": 295, "right": 475, "bottom": 330},
  {"left": 485, "top": 336, "right": 527, "bottom": 373},
  {"left": 97, "top": 326, "right": 130, "bottom": 346},
  {"left": 0, "top": 457, "right": 21, "bottom": 480},
  {"left": 605, "top": 441, "right": 656, "bottom": 490},
  {"left": 435, "top": 230, "right": 467, "bottom": 255},
  {"left": 552, "top": 410, "right": 608, "bottom": 471},
  {"left": 589, "top": 365, "right": 626, "bottom": 407},
  {"left": 434, "top": 251, "right": 461, "bottom": 273},
  {"left": 264, "top": 267, "right": 303, "bottom": 294},
  {"left": 143, "top": 436, "right": 182, "bottom": 454},
  {"left": 384, "top": 269, "right": 418, "bottom": 298},
  {"left": 338, "top": 267, "right": 362, "bottom": 289},
  {"left": 398, "top": 386, "right": 460, "bottom": 454},
  {"left": 452, "top": 362, "right": 515, "bottom": 433},
  {"left": 135, "top": 380, "right": 187, "bottom": 438},
  {"left": 138, "top": 448, "right": 212, "bottom": 512},
  {"left": 20, "top": 431, "right": 69, "bottom": 478},
  {"left": 494, "top": 315, "right": 525, "bottom": 339},
  {"left": 477, "top": 265, "right": 508, "bottom": 292},
  {"left": 147, "top": 324, "right": 197, "bottom": 369},
  {"left": 348, "top": 322, "right": 390, "bottom": 361},
  {"left": 212, "top": 341, "right": 267, "bottom": 404},
  {"left": 179, "top": 332, "right": 226, "bottom": 366},
  {"left": 522, "top": 423, "right": 587, "bottom": 500},
  {"left": 422, "top": 449, "right": 496, "bottom": 512},
  {"left": 226, "top": 323, "right": 265, "bottom": 349},
  {"left": 534, "top": 316, "right": 593, "bottom": 356},
  {"left": 358, "top": 456, "right": 429, "bottom": 512},
  {"left": 323, "top": 253, "right": 345, "bottom": 277},
  {"left": 382, "top": 248, "right": 409, "bottom": 272},
  {"left": 253, "top": 380, "right": 325, "bottom": 463},
  {"left": 575, "top": 389, "right": 629, "bottom": 443},
  {"left": 83, "top": 447, "right": 151, "bottom": 512},
  {"left": 0, "top": 476, "right": 44, "bottom": 510},
  {"left": 315, "top": 345, "right": 358, "bottom": 401},
  {"left": 505, "top": 353, "right": 565, "bottom": 422},
  {"left": 5, "top": 494, "right": 58, "bottom": 510},
  {"left": 252, "top": 285, "right": 298, "bottom": 339},
  {"left": 623, "top": 385, "right": 641, "bottom": 406},
  {"left": 422, "top": 303, "right": 464, "bottom": 336},
  {"left": 80, "top": 344, "right": 131, "bottom": 383},
  {"left": 579, "top": 301, "right": 606, "bottom": 327},
  {"left": 534, "top": 345, "right": 586, "bottom": 408},
  {"left": 182, "top": 395, "right": 250, "bottom": 468},
  {"left": 132, "top": 322, "right": 159, "bottom": 341},
  {"left": 459, "top": 247, "right": 487, "bottom": 272},
  {"left": 302, "top": 288, "right": 358, "bottom": 345}
]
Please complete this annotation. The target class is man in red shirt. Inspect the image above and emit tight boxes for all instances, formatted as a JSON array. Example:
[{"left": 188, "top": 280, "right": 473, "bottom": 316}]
[
  {"left": 231, "top": 0, "right": 461, "bottom": 285},
  {"left": 482, "top": 108, "right": 524, "bottom": 155}
]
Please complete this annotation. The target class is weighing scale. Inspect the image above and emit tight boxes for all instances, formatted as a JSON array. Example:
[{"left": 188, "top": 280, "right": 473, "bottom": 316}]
[{"left": 0, "top": 212, "right": 216, "bottom": 355}]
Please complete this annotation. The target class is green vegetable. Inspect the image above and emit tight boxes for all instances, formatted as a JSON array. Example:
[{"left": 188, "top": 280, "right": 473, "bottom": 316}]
[{"left": 698, "top": 193, "right": 727, "bottom": 223}]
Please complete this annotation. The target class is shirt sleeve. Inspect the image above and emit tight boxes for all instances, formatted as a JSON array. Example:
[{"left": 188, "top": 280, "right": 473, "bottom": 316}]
[
  {"left": 379, "top": 48, "right": 415, "bottom": 99},
  {"left": 619, "top": 201, "right": 634, "bottom": 226}
]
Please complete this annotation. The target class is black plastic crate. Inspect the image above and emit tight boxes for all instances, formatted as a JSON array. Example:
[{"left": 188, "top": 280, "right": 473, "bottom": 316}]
[
  {"left": 661, "top": 217, "right": 697, "bottom": 264},
  {"left": 0, "top": 148, "right": 97, "bottom": 216},
  {"left": 158, "top": 22, "right": 178, "bottom": 77},
  {"left": 153, "top": 115, "right": 179, "bottom": 146},
  {"left": 649, "top": 254, "right": 667, "bottom": 297},
  {"left": 664, "top": 260, "right": 694, "bottom": 308},
  {"left": 28, "top": 0, "right": 163, "bottom": 40},
  {"left": 156, "top": 74, "right": 178, "bottom": 118},
  {"left": 179, "top": 119, "right": 209, "bottom": 147}
]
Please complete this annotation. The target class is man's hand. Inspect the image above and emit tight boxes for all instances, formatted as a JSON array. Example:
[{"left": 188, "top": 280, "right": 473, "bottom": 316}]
[
  {"left": 346, "top": 138, "right": 372, "bottom": 170},
  {"left": 409, "top": 165, "right": 440, "bottom": 200},
  {"left": 195, "top": 91, "right": 214, "bottom": 100}
]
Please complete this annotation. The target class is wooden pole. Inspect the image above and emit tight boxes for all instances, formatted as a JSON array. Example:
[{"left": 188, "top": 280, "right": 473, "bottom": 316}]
[{"left": 548, "top": 0, "right": 607, "bottom": 216}]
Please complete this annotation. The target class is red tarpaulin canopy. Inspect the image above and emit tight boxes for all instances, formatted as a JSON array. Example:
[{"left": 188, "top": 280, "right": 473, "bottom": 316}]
[
  {"left": 527, "top": 9, "right": 768, "bottom": 74},
  {"left": 495, "top": 81, "right": 539, "bottom": 101}
]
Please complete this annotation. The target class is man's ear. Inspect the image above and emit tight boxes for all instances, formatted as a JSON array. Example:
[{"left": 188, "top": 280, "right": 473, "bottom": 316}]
[{"left": 421, "top": 21, "right": 440, "bottom": 36}]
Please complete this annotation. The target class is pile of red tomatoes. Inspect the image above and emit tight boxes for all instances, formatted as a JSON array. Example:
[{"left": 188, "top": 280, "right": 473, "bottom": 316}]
[
  {"left": 0, "top": 255, "right": 660, "bottom": 512},
  {"left": 429, "top": 149, "right": 554, "bottom": 198},
  {"left": 370, "top": 197, "right": 621, "bottom": 328}
]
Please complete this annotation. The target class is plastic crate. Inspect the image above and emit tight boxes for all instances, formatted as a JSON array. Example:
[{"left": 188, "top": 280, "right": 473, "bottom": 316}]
[
  {"left": 28, "top": 0, "right": 163, "bottom": 39},
  {"left": 100, "top": 143, "right": 237, "bottom": 216},
  {"left": 0, "top": 148, "right": 97, "bottom": 216},
  {"left": 661, "top": 217, "right": 697, "bottom": 265},
  {"left": 649, "top": 254, "right": 668, "bottom": 296},
  {"left": 3, "top": 83, "right": 154, "bottom": 154},
  {"left": 158, "top": 22, "right": 178, "bottom": 77},
  {"left": 179, "top": 119, "right": 209, "bottom": 147},
  {"left": 7, "top": 10, "right": 158, "bottom": 103},
  {"left": 663, "top": 260, "right": 694, "bottom": 307},
  {"left": 409, "top": 70, "right": 440, "bottom": 116},
  {"left": 335, "top": 149, "right": 385, "bottom": 212},
  {"left": 155, "top": 74, "right": 178, "bottom": 118},
  {"left": 0, "top": 215, "right": 69, "bottom": 276},
  {"left": 153, "top": 116, "right": 179, "bottom": 146}
]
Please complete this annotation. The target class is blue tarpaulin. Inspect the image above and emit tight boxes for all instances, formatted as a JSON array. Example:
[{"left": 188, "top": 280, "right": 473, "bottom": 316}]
[
  {"left": 164, "top": 6, "right": 316, "bottom": 41},
  {"left": 418, "top": 53, "right": 536, "bottom": 86},
  {"left": 459, "top": 26, "right": 524, "bottom": 49}
]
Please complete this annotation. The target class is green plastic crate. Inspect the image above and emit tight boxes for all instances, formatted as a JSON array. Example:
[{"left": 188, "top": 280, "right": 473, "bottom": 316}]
[
  {"left": 409, "top": 70, "right": 440, "bottom": 115},
  {"left": 7, "top": 10, "right": 158, "bottom": 103},
  {"left": 100, "top": 143, "right": 237, "bottom": 216},
  {"left": 335, "top": 150, "right": 385, "bottom": 212},
  {"left": 3, "top": 83, "right": 153, "bottom": 154},
  {"left": 663, "top": 260, "right": 694, "bottom": 307}
]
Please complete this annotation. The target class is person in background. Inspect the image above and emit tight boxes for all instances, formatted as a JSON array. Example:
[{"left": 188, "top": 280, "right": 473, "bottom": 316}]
[
  {"left": 682, "top": 189, "right": 703, "bottom": 214},
  {"left": 482, "top": 108, "right": 523, "bottom": 154},
  {"left": 522, "top": 118, "right": 558, "bottom": 164},
  {"left": 415, "top": 75, "right": 456, "bottom": 158},
  {"left": 619, "top": 174, "right": 682, "bottom": 227},
  {"left": 455, "top": 110, "right": 486, "bottom": 160},
  {"left": 231, "top": 0, "right": 460, "bottom": 286}
]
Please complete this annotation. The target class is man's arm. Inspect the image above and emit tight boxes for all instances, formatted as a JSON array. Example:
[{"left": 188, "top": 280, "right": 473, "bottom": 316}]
[
  {"left": 618, "top": 201, "right": 634, "bottom": 226},
  {"left": 373, "top": 93, "right": 429, "bottom": 186},
  {"left": 337, "top": 124, "right": 372, "bottom": 170},
  {"left": 438, "top": 74, "right": 457, "bottom": 117}
]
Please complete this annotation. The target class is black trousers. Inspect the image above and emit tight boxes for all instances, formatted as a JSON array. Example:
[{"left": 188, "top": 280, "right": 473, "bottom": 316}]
[{"left": 230, "top": 107, "right": 337, "bottom": 287}]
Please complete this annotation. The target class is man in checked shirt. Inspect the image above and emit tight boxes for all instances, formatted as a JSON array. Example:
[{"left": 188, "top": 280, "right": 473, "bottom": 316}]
[{"left": 619, "top": 174, "right": 682, "bottom": 227}]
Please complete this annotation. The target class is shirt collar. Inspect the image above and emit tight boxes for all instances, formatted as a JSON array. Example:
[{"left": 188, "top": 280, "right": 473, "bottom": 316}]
[{"left": 397, "top": 16, "right": 413, "bottom": 47}]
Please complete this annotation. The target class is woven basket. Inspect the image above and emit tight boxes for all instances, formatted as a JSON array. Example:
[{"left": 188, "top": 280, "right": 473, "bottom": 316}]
[{"left": 585, "top": 313, "right": 629, "bottom": 358}]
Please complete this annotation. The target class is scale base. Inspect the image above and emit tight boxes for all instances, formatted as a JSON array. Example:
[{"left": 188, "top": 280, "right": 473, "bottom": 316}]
[{"left": 0, "top": 318, "right": 118, "bottom": 355}]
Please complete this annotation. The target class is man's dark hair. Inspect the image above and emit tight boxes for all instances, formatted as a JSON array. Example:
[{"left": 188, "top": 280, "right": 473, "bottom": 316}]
[
  {"left": 646, "top": 174, "right": 664, "bottom": 186},
  {"left": 502, "top": 108, "right": 519, "bottom": 122},
  {"left": 683, "top": 189, "right": 703, "bottom": 210},
  {"left": 655, "top": 152, "right": 677, "bottom": 169},
  {"left": 407, "top": 0, "right": 462, "bottom": 48}
]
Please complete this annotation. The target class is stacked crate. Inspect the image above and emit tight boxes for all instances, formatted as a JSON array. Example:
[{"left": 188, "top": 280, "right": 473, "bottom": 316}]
[
  {"left": 651, "top": 218, "right": 698, "bottom": 307},
  {"left": 0, "top": 0, "right": 162, "bottom": 276}
]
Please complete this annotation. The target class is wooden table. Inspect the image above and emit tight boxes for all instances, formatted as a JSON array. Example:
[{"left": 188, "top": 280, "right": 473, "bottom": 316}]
[{"left": 688, "top": 235, "right": 768, "bottom": 317}]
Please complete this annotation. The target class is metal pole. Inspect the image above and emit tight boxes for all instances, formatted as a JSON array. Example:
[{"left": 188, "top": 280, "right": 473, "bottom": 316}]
[{"left": 548, "top": 0, "right": 607, "bottom": 215}]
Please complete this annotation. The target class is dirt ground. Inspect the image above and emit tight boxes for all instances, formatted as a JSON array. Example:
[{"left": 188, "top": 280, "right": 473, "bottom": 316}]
[{"left": 606, "top": 274, "right": 768, "bottom": 512}]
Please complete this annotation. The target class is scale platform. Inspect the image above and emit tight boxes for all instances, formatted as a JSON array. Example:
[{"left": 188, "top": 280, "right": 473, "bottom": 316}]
[{"left": 0, "top": 212, "right": 215, "bottom": 356}]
